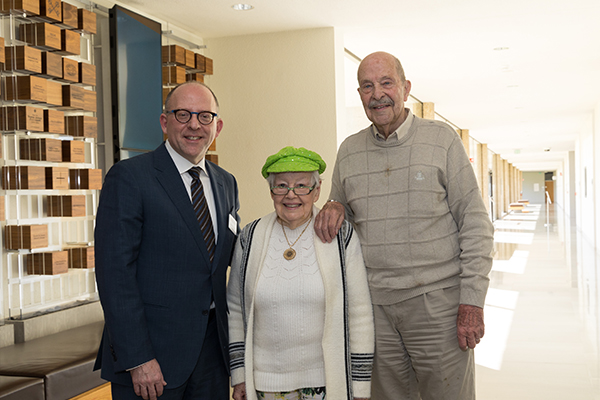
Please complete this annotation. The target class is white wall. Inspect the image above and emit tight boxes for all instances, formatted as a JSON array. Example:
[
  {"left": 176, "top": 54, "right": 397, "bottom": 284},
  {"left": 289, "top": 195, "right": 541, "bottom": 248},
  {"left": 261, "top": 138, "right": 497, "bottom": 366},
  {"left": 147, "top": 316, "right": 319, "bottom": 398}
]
[{"left": 205, "top": 28, "right": 341, "bottom": 226}]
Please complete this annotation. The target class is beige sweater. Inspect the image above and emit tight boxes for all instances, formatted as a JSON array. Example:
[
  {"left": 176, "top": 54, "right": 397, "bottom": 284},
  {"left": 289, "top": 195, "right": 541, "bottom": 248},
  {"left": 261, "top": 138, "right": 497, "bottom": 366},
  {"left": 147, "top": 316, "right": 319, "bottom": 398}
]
[{"left": 329, "top": 115, "right": 494, "bottom": 307}]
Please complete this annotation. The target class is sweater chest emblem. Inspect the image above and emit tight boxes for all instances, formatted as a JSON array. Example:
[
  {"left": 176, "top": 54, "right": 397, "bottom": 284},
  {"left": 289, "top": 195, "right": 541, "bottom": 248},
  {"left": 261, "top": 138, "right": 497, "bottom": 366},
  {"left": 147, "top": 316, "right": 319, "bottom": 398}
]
[{"left": 415, "top": 171, "right": 425, "bottom": 181}]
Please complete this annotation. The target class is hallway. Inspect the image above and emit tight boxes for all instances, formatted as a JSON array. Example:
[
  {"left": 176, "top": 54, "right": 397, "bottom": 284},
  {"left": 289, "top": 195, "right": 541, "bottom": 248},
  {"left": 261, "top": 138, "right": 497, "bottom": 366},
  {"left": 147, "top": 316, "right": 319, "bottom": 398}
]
[{"left": 476, "top": 203, "right": 600, "bottom": 399}]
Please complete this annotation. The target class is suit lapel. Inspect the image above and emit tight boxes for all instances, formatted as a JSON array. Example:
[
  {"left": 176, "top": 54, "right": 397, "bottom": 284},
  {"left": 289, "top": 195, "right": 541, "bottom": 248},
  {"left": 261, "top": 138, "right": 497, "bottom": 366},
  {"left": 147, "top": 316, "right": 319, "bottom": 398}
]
[{"left": 152, "top": 144, "right": 213, "bottom": 267}]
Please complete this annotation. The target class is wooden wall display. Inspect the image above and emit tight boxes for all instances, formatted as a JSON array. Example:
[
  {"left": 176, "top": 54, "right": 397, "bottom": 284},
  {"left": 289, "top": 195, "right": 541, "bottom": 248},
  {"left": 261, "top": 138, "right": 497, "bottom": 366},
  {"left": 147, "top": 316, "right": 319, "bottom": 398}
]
[
  {"left": 162, "top": 65, "right": 186, "bottom": 85},
  {"left": 1, "top": 5, "right": 101, "bottom": 318},
  {"left": 162, "top": 44, "right": 185, "bottom": 66}
]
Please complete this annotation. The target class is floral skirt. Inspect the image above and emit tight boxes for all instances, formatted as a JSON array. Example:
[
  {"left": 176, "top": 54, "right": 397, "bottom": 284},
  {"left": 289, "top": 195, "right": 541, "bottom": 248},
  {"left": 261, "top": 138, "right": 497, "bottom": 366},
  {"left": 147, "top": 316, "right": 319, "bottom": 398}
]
[{"left": 257, "top": 387, "right": 326, "bottom": 400}]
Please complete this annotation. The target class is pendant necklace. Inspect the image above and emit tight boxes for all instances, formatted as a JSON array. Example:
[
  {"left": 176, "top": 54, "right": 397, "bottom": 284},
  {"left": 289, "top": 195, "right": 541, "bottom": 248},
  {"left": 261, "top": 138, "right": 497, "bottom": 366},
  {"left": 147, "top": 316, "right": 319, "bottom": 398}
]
[{"left": 280, "top": 216, "right": 312, "bottom": 260}]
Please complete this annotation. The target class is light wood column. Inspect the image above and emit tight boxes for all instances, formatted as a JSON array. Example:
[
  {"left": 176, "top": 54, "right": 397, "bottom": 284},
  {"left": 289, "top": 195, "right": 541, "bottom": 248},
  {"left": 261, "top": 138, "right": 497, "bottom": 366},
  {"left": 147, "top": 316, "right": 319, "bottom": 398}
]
[
  {"left": 503, "top": 160, "right": 510, "bottom": 215},
  {"left": 493, "top": 154, "right": 502, "bottom": 220},
  {"left": 423, "top": 102, "right": 435, "bottom": 119},
  {"left": 412, "top": 103, "right": 423, "bottom": 118},
  {"left": 480, "top": 144, "right": 490, "bottom": 212},
  {"left": 460, "top": 129, "right": 470, "bottom": 157}
]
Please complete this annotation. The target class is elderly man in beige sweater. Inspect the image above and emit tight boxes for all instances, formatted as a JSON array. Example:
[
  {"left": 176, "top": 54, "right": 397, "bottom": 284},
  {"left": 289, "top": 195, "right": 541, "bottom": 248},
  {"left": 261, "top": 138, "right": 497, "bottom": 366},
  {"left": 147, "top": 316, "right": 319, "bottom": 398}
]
[{"left": 315, "top": 51, "right": 494, "bottom": 400}]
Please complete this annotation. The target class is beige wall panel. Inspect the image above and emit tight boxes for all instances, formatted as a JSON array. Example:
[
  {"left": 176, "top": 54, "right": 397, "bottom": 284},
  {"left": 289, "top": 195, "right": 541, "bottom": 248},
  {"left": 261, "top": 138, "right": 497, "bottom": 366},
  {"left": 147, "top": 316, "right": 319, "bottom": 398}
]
[
  {"left": 205, "top": 28, "right": 339, "bottom": 226},
  {"left": 423, "top": 102, "right": 435, "bottom": 120}
]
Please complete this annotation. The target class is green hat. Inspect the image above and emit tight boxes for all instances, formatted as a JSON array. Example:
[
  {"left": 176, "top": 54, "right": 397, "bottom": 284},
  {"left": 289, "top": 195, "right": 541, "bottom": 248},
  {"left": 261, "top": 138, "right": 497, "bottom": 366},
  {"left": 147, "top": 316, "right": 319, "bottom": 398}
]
[{"left": 261, "top": 146, "right": 326, "bottom": 179}]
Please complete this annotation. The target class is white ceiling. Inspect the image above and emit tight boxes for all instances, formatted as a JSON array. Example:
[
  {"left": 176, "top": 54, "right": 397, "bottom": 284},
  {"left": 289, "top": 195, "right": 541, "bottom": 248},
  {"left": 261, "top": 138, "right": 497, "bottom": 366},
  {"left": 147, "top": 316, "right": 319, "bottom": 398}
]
[{"left": 116, "top": 0, "right": 600, "bottom": 171}]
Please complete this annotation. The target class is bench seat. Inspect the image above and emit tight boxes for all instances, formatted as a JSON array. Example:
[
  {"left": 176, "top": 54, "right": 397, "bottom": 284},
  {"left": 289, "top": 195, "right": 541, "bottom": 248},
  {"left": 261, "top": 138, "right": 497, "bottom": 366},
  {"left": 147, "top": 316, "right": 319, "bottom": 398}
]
[
  {"left": 0, "top": 321, "right": 105, "bottom": 400},
  {"left": 0, "top": 376, "right": 44, "bottom": 400}
]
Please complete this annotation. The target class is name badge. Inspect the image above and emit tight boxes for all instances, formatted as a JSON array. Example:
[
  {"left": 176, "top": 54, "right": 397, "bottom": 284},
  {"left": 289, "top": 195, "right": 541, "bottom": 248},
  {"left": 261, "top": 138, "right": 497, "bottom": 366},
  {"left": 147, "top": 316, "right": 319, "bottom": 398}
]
[{"left": 228, "top": 213, "right": 237, "bottom": 235}]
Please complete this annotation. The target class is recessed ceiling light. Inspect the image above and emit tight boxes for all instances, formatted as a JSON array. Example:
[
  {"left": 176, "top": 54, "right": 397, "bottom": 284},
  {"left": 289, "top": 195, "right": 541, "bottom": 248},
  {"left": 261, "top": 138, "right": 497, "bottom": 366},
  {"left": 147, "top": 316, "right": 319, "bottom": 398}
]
[
  {"left": 494, "top": 47, "right": 509, "bottom": 51},
  {"left": 232, "top": 4, "right": 253, "bottom": 11}
]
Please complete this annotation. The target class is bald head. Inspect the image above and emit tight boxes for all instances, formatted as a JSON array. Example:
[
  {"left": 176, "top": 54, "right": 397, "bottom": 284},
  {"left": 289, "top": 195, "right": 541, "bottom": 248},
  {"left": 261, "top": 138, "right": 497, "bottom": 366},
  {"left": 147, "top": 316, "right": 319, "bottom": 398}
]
[{"left": 356, "top": 51, "right": 411, "bottom": 138}]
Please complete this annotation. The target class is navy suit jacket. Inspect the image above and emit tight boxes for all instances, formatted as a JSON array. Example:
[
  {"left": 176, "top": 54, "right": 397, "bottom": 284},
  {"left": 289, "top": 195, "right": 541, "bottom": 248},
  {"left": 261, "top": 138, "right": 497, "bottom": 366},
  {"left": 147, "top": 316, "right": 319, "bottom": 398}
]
[{"left": 94, "top": 143, "right": 240, "bottom": 388}]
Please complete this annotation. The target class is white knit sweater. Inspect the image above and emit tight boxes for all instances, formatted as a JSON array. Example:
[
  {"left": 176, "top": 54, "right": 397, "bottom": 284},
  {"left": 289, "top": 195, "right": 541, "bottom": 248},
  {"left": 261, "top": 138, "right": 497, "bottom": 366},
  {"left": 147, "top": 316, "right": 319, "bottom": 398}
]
[{"left": 228, "top": 207, "right": 374, "bottom": 400}]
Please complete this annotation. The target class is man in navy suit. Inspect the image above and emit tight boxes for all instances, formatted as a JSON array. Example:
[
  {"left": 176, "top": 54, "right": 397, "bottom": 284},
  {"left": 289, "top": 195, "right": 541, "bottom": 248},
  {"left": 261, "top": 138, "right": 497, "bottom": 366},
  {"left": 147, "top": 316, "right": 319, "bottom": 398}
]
[{"left": 94, "top": 81, "right": 240, "bottom": 400}]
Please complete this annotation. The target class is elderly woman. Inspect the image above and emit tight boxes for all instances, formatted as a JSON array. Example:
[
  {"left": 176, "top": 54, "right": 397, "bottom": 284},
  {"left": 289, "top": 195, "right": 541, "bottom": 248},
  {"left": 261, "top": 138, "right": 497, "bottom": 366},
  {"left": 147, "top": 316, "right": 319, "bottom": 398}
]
[{"left": 228, "top": 146, "right": 374, "bottom": 400}]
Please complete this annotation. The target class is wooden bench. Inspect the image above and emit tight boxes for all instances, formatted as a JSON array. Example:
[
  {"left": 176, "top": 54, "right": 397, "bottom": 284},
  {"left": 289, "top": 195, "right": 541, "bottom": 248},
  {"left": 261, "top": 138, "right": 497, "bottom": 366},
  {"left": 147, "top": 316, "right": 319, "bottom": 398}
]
[{"left": 0, "top": 322, "right": 105, "bottom": 400}]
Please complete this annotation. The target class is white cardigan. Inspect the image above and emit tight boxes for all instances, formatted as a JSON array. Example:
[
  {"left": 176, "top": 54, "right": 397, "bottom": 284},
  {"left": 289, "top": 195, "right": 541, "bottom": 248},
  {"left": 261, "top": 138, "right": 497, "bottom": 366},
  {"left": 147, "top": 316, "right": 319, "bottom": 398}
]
[{"left": 228, "top": 208, "right": 374, "bottom": 400}]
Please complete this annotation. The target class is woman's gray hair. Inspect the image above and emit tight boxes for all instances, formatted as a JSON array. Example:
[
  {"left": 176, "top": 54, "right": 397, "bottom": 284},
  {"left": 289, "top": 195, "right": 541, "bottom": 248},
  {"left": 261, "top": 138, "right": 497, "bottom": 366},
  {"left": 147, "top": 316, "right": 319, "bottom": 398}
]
[{"left": 266, "top": 171, "right": 322, "bottom": 188}]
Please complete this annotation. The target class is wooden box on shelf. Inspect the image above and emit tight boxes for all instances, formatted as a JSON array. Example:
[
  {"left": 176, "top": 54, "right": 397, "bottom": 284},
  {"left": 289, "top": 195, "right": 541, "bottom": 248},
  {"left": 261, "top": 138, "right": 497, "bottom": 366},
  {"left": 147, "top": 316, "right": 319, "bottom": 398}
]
[
  {"left": 185, "top": 49, "right": 195, "bottom": 68},
  {"left": 60, "top": 29, "right": 80, "bottom": 55},
  {"left": 0, "top": 106, "right": 44, "bottom": 131},
  {"left": 2, "top": 166, "right": 46, "bottom": 189},
  {"left": 45, "top": 166, "right": 69, "bottom": 189},
  {"left": 48, "top": 195, "right": 85, "bottom": 217},
  {"left": 69, "top": 168, "right": 101, "bottom": 190},
  {"left": 61, "top": 140, "right": 85, "bottom": 163},
  {"left": 20, "top": 138, "right": 62, "bottom": 162},
  {"left": 5, "top": 75, "right": 47, "bottom": 103},
  {"left": 162, "top": 44, "right": 185, "bottom": 66},
  {"left": 194, "top": 54, "right": 213, "bottom": 75},
  {"left": 62, "top": 84, "right": 84, "bottom": 109},
  {"left": 27, "top": 251, "right": 68, "bottom": 275},
  {"left": 83, "top": 89, "right": 96, "bottom": 112},
  {"left": 4, "top": 45, "right": 42, "bottom": 73},
  {"left": 78, "top": 62, "right": 95, "bottom": 86},
  {"left": 46, "top": 79, "right": 62, "bottom": 106},
  {"left": 0, "top": 0, "right": 39, "bottom": 15},
  {"left": 61, "top": 2, "right": 78, "bottom": 29},
  {"left": 186, "top": 73, "right": 204, "bottom": 83},
  {"left": 0, "top": 36, "right": 4, "bottom": 65},
  {"left": 44, "top": 109, "right": 64, "bottom": 134},
  {"left": 162, "top": 66, "right": 186, "bottom": 85},
  {"left": 65, "top": 115, "right": 96, "bottom": 138},
  {"left": 205, "top": 154, "right": 218, "bottom": 165},
  {"left": 41, "top": 50, "right": 62, "bottom": 78},
  {"left": 20, "top": 22, "right": 61, "bottom": 51},
  {"left": 5, "top": 224, "right": 48, "bottom": 249},
  {"left": 62, "top": 57, "right": 79, "bottom": 82},
  {"left": 68, "top": 246, "right": 94, "bottom": 268},
  {"left": 77, "top": 8, "right": 96, "bottom": 34},
  {"left": 39, "top": 0, "right": 61, "bottom": 22}
]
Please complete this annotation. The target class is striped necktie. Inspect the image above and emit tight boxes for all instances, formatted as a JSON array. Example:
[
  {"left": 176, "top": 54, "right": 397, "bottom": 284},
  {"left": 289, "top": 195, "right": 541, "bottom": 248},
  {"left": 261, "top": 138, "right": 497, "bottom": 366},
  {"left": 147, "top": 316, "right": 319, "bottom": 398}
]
[{"left": 188, "top": 167, "right": 216, "bottom": 263}]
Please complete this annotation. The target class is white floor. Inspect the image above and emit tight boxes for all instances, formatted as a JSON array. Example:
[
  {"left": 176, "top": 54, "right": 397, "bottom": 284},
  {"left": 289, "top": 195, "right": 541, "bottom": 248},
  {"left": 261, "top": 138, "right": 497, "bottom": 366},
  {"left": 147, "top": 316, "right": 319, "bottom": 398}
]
[{"left": 476, "top": 204, "right": 600, "bottom": 399}]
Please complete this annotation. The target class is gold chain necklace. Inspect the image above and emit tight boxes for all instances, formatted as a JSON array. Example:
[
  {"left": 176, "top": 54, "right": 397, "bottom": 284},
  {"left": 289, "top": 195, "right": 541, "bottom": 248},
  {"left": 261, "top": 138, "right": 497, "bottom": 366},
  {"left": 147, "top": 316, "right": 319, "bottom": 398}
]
[{"left": 280, "top": 216, "right": 312, "bottom": 260}]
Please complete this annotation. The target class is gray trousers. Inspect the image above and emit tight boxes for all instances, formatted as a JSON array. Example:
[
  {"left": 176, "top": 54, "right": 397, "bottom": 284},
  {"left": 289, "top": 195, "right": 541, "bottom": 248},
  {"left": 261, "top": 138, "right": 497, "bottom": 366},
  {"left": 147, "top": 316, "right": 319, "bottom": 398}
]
[{"left": 371, "top": 286, "right": 475, "bottom": 400}]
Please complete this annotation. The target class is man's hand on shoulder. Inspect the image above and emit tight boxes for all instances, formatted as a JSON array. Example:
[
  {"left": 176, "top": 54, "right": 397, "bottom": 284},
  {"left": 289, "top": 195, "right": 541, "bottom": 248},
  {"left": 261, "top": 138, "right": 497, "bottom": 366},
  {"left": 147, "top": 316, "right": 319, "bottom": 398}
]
[
  {"left": 314, "top": 200, "right": 345, "bottom": 243},
  {"left": 456, "top": 304, "right": 485, "bottom": 351},
  {"left": 130, "top": 359, "right": 167, "bottom": 400}
]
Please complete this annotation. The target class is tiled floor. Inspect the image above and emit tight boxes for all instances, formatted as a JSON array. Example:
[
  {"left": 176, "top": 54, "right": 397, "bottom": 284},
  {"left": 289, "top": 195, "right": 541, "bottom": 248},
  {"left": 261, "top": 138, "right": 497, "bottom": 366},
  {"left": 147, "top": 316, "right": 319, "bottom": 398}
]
[{"left": 476, "top": 204, "right": 600, "bottom": 399}]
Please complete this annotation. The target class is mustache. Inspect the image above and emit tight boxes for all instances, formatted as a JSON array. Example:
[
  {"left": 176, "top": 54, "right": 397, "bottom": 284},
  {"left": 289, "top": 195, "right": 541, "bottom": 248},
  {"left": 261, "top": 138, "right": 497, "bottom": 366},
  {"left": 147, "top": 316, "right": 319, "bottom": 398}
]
[{"left": 369, "top": 97, "right": 394, "bottom": 109}]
